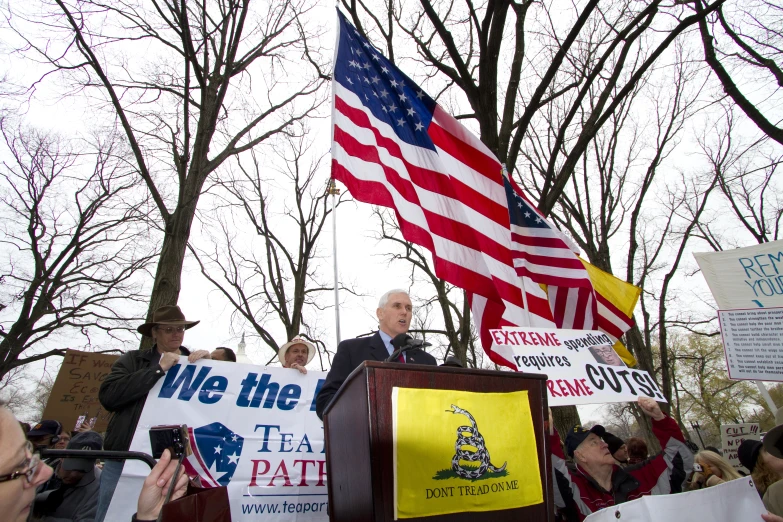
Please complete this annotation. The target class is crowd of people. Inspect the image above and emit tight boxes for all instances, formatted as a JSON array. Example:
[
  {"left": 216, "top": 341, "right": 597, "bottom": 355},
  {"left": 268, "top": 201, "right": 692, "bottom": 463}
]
[{"left": 0, "top": 291, "right": 780, "bottom": 521}]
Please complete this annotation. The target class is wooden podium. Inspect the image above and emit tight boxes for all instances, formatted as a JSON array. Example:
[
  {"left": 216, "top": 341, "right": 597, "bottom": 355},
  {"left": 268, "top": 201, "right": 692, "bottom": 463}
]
[{"left": 323, "top": 361, "right": 554, "bottom": 522}]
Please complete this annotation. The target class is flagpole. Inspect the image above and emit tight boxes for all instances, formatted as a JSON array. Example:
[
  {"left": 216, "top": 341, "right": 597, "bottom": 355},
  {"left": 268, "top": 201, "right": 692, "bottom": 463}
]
[{"left": 328, "top": 179, "right": 342, "bottom": 346}]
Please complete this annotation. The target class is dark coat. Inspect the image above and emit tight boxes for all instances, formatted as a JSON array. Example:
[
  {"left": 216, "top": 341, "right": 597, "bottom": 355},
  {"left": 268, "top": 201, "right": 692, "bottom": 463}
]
[
  {"left": 315, "top": 331, "right": 437, "bottom": 419},
  {"left": 35, "top": 466, "right": 101, "bottom": 522},
  {"left": 99, "top": 345, "right": 190, "bottom": 451}
]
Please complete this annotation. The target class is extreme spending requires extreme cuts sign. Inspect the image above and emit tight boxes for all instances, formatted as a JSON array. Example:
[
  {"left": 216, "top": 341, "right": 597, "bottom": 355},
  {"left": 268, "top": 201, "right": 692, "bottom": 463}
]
[
  {"left": 106, "top": 359, "right": 328, "bottom": 522},
  {"left": 490, "top": 327, "right": 666, "bottom": 407}
]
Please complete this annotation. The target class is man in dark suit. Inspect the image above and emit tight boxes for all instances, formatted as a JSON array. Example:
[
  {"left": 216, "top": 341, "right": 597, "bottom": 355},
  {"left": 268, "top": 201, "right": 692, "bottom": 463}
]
[{"left": 315, "top": 289, "right": 437, "bottom": 419}]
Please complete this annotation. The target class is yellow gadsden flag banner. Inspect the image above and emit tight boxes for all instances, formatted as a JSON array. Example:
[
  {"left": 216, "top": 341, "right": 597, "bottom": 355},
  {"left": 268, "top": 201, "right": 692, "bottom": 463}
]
[{"left": 392, "top": 388, "right": 543, "bottom": 519}]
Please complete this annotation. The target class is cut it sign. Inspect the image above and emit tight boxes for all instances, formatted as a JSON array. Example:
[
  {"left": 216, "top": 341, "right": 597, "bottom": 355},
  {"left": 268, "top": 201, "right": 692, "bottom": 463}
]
[{"left": 721, "top": 423, "right": 761, "bottom": 471}]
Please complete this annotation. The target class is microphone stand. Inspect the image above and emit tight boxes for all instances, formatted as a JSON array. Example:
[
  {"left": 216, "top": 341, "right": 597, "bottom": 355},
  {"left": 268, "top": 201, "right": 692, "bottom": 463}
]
[{"left": 385, "top": 344, "right": 416, "bottom": 363}]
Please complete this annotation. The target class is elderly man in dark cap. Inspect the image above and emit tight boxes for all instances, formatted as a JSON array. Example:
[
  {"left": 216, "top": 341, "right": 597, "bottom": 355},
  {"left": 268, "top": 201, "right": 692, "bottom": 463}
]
[
  {"left": 95, "top": 305, "right": 204, "bottom": 522},
  {"left": 34, "top": 431, "right": 103, "bottom": 521},
  {"left": 550, "top": 397, "right": 692, "bottom": 521}
]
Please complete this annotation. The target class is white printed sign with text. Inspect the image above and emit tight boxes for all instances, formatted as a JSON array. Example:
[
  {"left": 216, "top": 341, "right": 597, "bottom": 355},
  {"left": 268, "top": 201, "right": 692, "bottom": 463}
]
[
  {"left": 106, "top": 359, "right": 329, "bottom": 521},
  {"left": 718, "top": 308, "right": 783, "bottom": 381},
  {"left": 490, "top": 328, "right": 666, "bottom": 407}
]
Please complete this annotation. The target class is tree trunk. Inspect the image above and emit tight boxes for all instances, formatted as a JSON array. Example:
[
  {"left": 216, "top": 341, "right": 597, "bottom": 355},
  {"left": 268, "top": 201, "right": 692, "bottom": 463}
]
[
  {"left": 552, "top": 405, "right": 581, "bottom": 440},
  {"left": 139, "top": 196, "right": 201, "bottom": 350}
]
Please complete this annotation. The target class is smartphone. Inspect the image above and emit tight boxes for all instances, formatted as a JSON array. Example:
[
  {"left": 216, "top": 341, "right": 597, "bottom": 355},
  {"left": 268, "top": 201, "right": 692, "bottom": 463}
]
[
  {"left": 149, "top": 424, "right": 191, "bottom": 459},
  {"left": 74, "top": 414, "right": 87, "bottom": 431}
]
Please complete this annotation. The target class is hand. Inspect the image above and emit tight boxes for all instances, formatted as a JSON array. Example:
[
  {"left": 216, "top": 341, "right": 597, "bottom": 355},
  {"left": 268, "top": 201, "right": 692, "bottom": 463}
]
[
  {"left": 159, "top": 352, "right": 181, "bottom": 372},
  {"left": 638, "top": 397, "right": 665, "bottom": 421},
  {"left": 187, "top": 350, "right": 210, "bottom": 363},
  {"left": 75, "top": 422, "right": 92, "bottom": 433},
  {"left": 763, "top": 514, "right": 783, "bottom": 522},
  {"left": 137, "top": 449, "right": 188, "bottom": 520},
  {"left": 290, "top": 362, "right": 308, "bottom": 375}
]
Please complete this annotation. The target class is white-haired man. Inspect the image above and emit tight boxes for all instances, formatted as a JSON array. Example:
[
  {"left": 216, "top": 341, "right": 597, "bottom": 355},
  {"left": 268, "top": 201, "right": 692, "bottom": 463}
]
[{"left": 315, "top": 289, "right": 436, "bottom": 419}]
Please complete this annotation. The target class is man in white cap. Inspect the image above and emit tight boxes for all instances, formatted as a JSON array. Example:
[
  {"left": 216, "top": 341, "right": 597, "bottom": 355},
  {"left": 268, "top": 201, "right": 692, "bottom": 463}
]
[{"left": 279, "top": 336, "right": 316, "bottom": 374}]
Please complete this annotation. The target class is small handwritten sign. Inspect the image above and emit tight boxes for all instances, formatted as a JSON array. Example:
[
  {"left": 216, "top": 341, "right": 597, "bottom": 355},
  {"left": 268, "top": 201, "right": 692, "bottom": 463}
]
[
  {"left": 720, "top": 423, "right": 761, "bottom": 471},
  {"left": 41, "top": 349, "right": 120, "bottom": 432}
]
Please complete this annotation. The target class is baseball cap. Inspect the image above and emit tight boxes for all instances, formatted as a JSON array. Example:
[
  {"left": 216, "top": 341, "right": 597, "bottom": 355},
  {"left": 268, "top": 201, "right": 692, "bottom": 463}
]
[
  {"left": 62, "top": 431, "right": 103, "bottom": 473},
  {"left": 565, "top": 424, "right": 606, "bottom": 457},
  {"left": 27, "top": 420, "right": 62, "bottom": 438}
]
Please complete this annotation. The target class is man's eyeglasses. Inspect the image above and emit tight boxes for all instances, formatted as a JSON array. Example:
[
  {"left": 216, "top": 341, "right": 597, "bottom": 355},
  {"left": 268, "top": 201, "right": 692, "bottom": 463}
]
[
  {"left": 156, "top": 326, "right": 186, "bottom": 334},
  {"left": 0, "top": 441, "right": 40, "bottom": 484}
]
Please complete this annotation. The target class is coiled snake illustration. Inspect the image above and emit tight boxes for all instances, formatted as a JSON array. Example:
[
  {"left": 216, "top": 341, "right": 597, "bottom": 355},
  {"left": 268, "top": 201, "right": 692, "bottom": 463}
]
[{"left": 447, "top": 405, "right": 507, "bottom": 479}]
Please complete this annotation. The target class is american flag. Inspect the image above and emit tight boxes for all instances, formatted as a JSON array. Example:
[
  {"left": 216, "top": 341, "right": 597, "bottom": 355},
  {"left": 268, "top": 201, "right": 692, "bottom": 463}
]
[
  {"left": 505, "top": 177, "right": 597, "bottom": 330},
  {"left": 331, "top": 11, "right": 559, "bottom": 365},
  {"left": 330, "top": 11, "right": 635, "bottom": 364}
]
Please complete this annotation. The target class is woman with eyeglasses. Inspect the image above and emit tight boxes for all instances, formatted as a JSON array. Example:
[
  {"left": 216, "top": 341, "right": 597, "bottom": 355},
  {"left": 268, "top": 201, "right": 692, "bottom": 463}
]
[
  {"left": 0, "top": 400, "right": 54, "bottom": 521},
  {"left": 95, "top": 305, "right": 206, "bottom": 522}
]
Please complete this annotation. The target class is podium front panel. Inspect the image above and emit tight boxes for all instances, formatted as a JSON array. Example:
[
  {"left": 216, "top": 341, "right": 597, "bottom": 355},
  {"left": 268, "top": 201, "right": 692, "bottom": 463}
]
[{"left": 324, "top": 362, "right": 553, "bottom": 522}]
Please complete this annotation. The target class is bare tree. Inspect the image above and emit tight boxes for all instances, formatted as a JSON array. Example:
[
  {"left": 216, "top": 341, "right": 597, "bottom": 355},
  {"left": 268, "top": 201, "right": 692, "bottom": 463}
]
[
  {"left": 0, "top": 121, "right": 154, "bottom": 378},
  {"left": 189, "top": 130, "right": 352, "bottom": 368},
  {"left": 8, "top": 0, "right": 328, "bottom": 348},
  {"left": 343, "top": 0, "right": 725, "bottom": 214},
  {"left": 695, "top": 0, "right": 783, "bottom": 146}
]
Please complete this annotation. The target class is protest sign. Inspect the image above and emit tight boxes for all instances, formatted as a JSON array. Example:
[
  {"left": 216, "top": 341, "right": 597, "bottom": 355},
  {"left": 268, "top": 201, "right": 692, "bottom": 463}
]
[
  {"left": 490, "top": 327, "right": 666, "bottom": 407},
  {"left": 721, "top": 423, "right": 761, "bottom": 471},
  {"left": 694, "top": 240, "right": 783, "bottom": 309},
  {"left": 718, "top": 308, "right": 783, "bottom": 381},
  {"left": 41, "top": 349, "right": 119, "bottom": 432},
  {"left": 106, "top": 359, "right": 328, "bottom": 522},
  {"left": 583, "top": 476, "right": 765, "bottom": 522}
]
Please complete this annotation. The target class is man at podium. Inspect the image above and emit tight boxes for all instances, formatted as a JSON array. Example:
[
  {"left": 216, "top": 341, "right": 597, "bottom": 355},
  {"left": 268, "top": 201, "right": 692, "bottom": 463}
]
[{"left": 315, "top": 289, "right": 437, "bottom": 419}]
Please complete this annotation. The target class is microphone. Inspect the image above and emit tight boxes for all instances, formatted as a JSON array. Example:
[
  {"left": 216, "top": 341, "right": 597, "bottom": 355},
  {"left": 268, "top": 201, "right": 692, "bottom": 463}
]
[{"left": 385, "top": 334, "right": 432, "bottom": 362}]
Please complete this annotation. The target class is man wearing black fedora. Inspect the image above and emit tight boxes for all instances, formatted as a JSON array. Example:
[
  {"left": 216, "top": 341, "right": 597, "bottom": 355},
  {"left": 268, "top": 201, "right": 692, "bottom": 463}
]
[{"left": 95, "top": 305, "right": 203, "bottom": 522}]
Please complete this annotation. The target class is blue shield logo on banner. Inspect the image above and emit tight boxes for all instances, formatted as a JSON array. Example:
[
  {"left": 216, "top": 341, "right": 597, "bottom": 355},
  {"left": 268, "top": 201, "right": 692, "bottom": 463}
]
[{"left": 187, "top": 422, "right": 244, "bottom": 487}]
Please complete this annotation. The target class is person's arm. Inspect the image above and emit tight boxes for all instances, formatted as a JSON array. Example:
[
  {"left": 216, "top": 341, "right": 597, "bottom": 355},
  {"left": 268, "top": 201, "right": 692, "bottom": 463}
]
[
  {"left": 634, "top": 398, "right": 694, "bottom": 492},
  {"left": 315, "top": 341, "right": 352, "bottom": 419},
  {"left": 99, "top": 353, "right": 167, "bottom": 412}
]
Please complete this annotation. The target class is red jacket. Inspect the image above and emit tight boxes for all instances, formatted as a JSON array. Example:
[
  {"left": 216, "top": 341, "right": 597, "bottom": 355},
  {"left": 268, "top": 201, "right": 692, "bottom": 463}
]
[{"left": 550, "top": 415, "right": 692, "bottom": 521}]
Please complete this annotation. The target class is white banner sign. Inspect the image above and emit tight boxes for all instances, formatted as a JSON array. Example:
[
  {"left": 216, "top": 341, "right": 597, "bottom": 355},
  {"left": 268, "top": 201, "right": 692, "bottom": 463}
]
[
  {"left": 718, "top": 308, "right": 783, "bottom": 381},
  {"left": 106, "top": 358, "right": 329, "bottom": 521},
  {"left": 721, "top": 423, "right": 761, "bottom": 471},
  {"left": 584, "top": 476, "right": 765, "bottom": 522},
  {"left": 694, "top": 241, "right": 783, "bottom": 309},
  {"left": 490, "top": 328, "right": 666, "bottom": 407}
]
